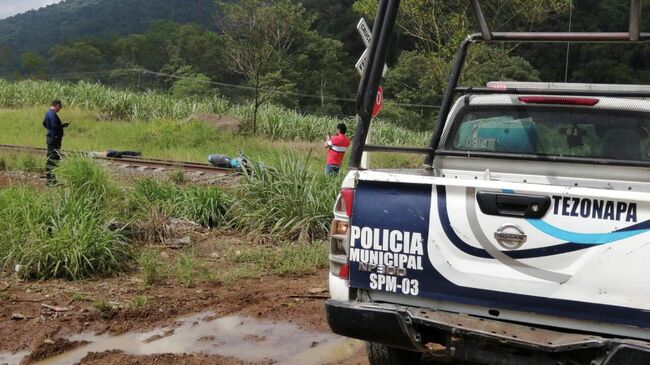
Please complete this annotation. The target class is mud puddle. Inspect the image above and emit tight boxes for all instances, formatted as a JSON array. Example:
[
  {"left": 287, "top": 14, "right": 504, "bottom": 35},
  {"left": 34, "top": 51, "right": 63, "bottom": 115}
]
[
  {"left": 0, "top": 351, "right": 30, "bottom": 365},
  {"left": 1, "top": 312, "right": 362, "bottom": 365}
]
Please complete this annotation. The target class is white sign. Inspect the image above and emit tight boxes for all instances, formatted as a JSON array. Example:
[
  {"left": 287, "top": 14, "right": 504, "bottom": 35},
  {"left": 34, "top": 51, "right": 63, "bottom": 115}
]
[
  {"left": 357, "top": 18, "right": 372, "bottom": 48},
  {"left": 355, "top": 18, "right": 388, "bottom": 77},
  {"left": 356, "top": 50, "right": 388, "bottom": 77}
]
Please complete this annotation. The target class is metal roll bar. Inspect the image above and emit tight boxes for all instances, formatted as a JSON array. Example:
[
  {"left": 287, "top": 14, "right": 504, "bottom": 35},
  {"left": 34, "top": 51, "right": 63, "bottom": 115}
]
[{"left": 348, "top": 0, "right": 648, "bottom": 170}]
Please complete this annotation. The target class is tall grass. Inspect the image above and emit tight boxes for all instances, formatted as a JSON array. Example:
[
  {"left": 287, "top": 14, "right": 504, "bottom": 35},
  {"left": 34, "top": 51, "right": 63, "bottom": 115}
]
[
  {"left": 0, "top": 79, "right": 230, "bottom": 120},
  {"left": 0, "top": 79, "right": 428, "bottom": 146},
  {"left": 0, "top": 187, "right": 129, "bottom": 280},
  {"left": 231, "top": 153, "right": 340, "bottom": 242},
  {"left": 133, "top": 178, "right": 230, "bottom": 228}
]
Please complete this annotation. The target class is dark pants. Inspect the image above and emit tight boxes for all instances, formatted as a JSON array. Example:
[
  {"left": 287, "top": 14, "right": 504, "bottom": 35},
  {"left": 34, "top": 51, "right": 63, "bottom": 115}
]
[
  {"left": 46, "top": 136, "right": 62, "bottom": 184},
  {"left": 324, "top": 164, "right": 340, "bottom": 176}
]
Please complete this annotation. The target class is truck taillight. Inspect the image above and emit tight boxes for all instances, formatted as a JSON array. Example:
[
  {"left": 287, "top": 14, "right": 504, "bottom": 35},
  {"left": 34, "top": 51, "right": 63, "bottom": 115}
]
[
  {"left": 339, "top": 188, "right": 355, "bottom": 217},
  {"left": 518, "top": 96, "right": 599, "bottom": 106},
  {"left": 338, "top": 264, "right": 350, "bottom": 280},
  {"left": 330, "top": 188, "right": 354, "bottom": 280}
]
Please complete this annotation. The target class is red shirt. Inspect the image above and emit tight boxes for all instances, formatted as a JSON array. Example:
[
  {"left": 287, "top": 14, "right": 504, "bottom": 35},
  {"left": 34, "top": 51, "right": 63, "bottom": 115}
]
[{"left": 326, "top": 133, "right": 351, "bottom": 166}]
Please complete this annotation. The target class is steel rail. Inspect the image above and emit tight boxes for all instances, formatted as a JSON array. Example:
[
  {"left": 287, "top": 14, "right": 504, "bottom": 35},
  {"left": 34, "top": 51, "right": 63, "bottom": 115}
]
[{"left": 0, "top": 144, "right": 231, "bottom": 174}]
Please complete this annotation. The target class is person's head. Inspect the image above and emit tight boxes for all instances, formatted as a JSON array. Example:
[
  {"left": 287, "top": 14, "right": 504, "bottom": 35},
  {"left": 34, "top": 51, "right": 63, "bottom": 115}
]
[
  {"left": 51, "top": 99, "right": 62, "bottom": 113},
  {"left": 336, "top": 123, "right": 347, "bottom": 135}
]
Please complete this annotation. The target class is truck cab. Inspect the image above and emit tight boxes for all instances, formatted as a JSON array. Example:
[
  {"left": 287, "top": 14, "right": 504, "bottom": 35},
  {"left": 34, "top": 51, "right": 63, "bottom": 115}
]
[{"left": 325, "top": 1, "right": 650, "bottom": 364}]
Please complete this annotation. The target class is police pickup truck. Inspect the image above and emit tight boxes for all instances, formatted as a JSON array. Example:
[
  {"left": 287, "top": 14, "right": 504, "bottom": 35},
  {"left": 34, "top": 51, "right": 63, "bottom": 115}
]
[{"left": 325, "top": 2, "right": 650, "bottom": 364}]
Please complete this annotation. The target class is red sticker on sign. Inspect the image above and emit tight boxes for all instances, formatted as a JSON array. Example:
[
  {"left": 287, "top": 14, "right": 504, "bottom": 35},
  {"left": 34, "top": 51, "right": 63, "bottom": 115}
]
[{"left": 372, "top": 86, "right": 383, "bottom": 118}]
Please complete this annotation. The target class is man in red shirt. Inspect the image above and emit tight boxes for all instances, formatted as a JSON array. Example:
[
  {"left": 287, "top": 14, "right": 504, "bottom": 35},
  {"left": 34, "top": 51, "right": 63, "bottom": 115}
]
[{"left": 324, "top": 123, "right": 350, "bottom": 175}]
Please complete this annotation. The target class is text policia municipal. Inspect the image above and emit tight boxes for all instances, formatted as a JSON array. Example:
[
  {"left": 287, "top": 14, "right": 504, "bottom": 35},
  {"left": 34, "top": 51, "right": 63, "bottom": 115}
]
[{"left": 349, "top": 226, "right": 424, "bottom": 271}]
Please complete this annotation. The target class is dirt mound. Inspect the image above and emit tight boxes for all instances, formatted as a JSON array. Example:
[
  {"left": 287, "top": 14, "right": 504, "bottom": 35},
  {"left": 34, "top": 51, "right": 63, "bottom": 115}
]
[
  {"left": 189, "top": 113, "right": 242, "bottom": 132},
  {"left": 78, "top": 350, "right": 248, "bottom": 365},
  {"left": 23, "top": 338, "right": 87, "bottom": 364}
]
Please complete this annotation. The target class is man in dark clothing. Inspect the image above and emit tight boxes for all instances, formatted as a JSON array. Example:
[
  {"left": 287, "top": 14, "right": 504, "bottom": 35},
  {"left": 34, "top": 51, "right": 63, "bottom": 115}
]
[{"left": 42, "top": 99, "right": 69, "bottom": 185}]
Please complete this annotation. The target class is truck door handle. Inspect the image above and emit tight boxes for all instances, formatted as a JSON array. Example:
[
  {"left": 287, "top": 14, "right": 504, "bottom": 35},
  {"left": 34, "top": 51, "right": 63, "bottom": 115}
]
[{"left": 476, "top": 192, "right": 550, "bottom": 219}]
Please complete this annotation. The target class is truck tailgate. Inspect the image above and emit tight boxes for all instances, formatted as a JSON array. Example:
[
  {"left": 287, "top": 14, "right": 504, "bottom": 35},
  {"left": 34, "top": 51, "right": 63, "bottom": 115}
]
[{"left": 347, "top": 172, "right": 650, "bottom": 339}]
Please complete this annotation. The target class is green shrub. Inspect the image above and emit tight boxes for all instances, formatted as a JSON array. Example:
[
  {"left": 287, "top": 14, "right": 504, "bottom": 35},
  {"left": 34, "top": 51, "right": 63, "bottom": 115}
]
[
  {"left": 175, "top": 251, "right": 199, "bottom": 287},
  {"left": 0, "top": 159, "right": 129, "bottom": 280},
  {"left": 231, "top": 152, "right": 339, "bottom": 242},
  {"left": 133, "top": 178, "right": 230, "bottom": 228},
  {"left": 56, "top": 155, "right": 115, "bottom": 201},
  {"left": 138, "top": 247, "right": 166, "bottom": 286},
  {"left": 0, "top": 187, "right": 129, "bottom": 280}
]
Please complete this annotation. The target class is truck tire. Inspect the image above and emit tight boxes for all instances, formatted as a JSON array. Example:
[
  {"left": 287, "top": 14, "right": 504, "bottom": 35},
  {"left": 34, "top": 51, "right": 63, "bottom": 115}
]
[{"left": 366, "top": 342, "right": 422, "bottom": 365}]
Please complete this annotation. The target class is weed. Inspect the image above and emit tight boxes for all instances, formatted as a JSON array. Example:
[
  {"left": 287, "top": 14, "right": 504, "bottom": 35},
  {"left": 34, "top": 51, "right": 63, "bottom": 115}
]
[
  {"left": 138, "top": 247, "right": 166, "bottom": 286},
  {"left": 71, "top": 292, "right": 86, "bottom": 302},
  {"left": 0, "top": 157, "right": 6, "bottom": 171},
  {"left": 131, "top": 295, "right": 149, "bottom": 308},
  {"left": 0, "top": 186, "right": 130, "bottom": 280},
  {"left": 134, "top": 203, "right": 175, "bottom": 244},
  {"left": 19, "top": 154, "right": 40, "bottom": 172},
  {"left": 133, "top": 179, "right": 230, "bottom": 228},
  {"left": 231, "top": 152, "right": 339, "bottom": 242},
  {"left": 92, "top": 299, "right": 112, "bottom": 312},
  {"left": 227, "top": 242, "right": 328, "bottom": 276},
  {"left": 55, "top": 155, "right": 115, "bottom": 202},
  {"left": 168, "top": 169, "right": 185, "bottom": 185},
  {"left": 175, "top": 251, "right": 199, "bottom": 287}
]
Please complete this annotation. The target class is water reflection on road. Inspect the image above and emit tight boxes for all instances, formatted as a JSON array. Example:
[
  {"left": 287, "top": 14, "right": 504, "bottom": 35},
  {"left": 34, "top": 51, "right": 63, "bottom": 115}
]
[{"left": 1, "top": 312, "right": 363, "bottom": 365}]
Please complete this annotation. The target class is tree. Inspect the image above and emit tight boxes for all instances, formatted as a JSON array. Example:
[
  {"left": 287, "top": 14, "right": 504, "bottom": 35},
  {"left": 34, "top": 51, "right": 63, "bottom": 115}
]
[
  {"left": 217, "top": 0, "right": 315, "bottom": 132},
  {"left": 49, "top": 42, "right": 103, "bottom": 74},
  {"left": 170, "top": 66, "right": 215, "bottom": 98},
  {"left": 20, "top": 52, "right": 47, "bottom": 77},
  {"left": 352, "top": 0, "right": 565, "bottom": 129}
]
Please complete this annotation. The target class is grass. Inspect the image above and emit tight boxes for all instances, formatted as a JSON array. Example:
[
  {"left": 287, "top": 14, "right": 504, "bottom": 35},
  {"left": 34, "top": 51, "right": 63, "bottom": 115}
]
[
  {"left": 0, "top": 154, "right": 337, "bottom": 282},
  {"left": 138, "top": 247, "right": 166, "bottom": 286},
  {"left": 133, "top": 178, "right": 231, "bottom": 228},
  {"left": 231, "top": 153, "right": 340, "bottom": 243},
  {"left": 92, "top": 299, "right": 112, "bottom": 312},
  {"left": 227, "top": 242, "right": 329, "bottom": 276},
  {"left": 71, "top": 292, "right": 86, "bottom": 302},
  {"left": 131, "top": 295, "right": 149, "bottom": 308},
  {"left": 0, "top": 79, "right": 429, "bottom": 146},
  {"left": 0, "top": 184, "right": 130, "bottom": 280},
  {"left": 175, "top": 251, "right": 200, "bottom": 287},
  {"left": 0, "top": 107, "right": 423, "bottom": 171},
  {"left": 168, "top": 169, "right": 185, "bottom": 185}
]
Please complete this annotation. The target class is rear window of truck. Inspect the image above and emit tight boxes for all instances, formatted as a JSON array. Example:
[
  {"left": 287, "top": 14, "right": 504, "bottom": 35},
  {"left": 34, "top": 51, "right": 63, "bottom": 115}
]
[{"left": 447, "top": 106, "right": 650, "bottom": 161}]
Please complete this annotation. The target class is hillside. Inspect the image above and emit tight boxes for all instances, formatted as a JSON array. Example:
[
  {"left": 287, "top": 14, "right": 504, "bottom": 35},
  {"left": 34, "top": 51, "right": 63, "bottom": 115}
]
[{"left": 0, "top": 0, "right": 217, "bottom": 66}]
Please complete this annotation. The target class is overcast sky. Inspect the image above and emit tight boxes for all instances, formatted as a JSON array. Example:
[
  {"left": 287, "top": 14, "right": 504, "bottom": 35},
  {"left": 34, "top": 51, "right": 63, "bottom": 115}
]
[{"left": 0, "top": 0, "right": 61, "bottom": 20}]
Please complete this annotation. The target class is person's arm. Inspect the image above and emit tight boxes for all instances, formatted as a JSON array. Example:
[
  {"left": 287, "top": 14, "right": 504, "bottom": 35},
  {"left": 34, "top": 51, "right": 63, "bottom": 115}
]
[
  {"left": 51, "top": 112, "right": 64, "bottom": 130},
  {"left": 325, "top": 133, "right": 332, "bottom": 148}
]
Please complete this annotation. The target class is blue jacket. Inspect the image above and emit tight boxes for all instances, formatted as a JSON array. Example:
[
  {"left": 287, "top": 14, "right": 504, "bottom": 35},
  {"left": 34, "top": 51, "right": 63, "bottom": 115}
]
[{"left": 43, "top": 109, "right": 64, "bottom": 138}]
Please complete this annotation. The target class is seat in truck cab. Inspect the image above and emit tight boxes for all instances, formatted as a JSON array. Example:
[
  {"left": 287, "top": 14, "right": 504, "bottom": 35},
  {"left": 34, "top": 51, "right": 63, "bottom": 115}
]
[{"left": 601, "top": 128, "right": 641, "bottom": 160}]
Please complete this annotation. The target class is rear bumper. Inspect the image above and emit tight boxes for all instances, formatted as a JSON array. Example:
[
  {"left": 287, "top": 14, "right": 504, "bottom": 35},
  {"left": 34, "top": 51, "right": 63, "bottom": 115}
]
[{"left": 325, "top": 299, "right": 650, "bottom": 365}]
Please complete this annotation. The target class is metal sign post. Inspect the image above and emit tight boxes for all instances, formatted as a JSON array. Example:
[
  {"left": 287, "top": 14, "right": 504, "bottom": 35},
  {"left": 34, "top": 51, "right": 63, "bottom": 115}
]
[{"left": 355, "top": 18, "right": 388, "bottom": 169}]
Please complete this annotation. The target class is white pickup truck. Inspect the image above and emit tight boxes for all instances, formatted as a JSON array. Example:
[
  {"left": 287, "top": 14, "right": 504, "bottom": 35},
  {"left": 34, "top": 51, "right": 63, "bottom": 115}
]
[{"left": 325, "top": 2, "right": 650, "bottom": 364}]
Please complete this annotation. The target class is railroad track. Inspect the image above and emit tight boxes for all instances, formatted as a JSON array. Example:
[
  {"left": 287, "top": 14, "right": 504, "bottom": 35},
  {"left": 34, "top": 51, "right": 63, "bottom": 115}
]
[{"left": 0, "top": 144, "right": 232, "bottom": 174}]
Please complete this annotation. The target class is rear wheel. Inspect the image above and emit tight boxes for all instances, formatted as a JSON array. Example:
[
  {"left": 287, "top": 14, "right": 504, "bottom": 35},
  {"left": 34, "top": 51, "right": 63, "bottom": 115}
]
[{"left": 366, "top": 342, "right": 423, "bottom": 365}]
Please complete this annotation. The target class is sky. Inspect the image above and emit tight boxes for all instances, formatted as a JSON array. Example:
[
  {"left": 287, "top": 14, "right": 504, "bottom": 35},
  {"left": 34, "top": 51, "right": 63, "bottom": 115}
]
[{"left": 0, "top": 0, "right": 61, "bottom": 20}]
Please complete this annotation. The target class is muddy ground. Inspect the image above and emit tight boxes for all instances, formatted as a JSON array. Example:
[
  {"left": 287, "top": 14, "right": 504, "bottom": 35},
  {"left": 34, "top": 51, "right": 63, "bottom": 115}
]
[{"left": 0, "top": 230, "right": 368, "bottom": 365}]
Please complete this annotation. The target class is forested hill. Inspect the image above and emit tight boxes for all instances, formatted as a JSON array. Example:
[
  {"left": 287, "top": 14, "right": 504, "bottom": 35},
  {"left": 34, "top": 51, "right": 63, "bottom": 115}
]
[{"left": 0, "top": 0, "right": 217, "bottom": 60}]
